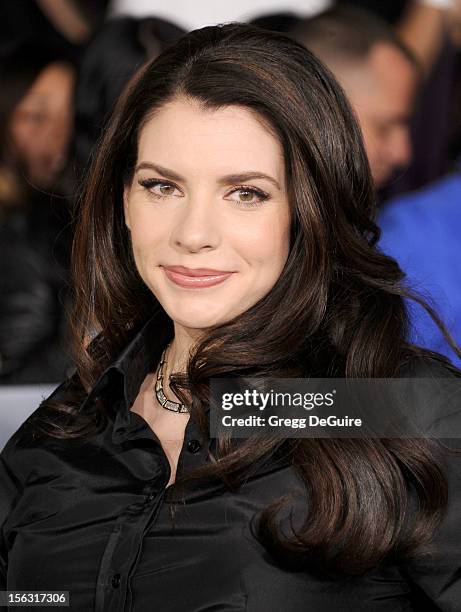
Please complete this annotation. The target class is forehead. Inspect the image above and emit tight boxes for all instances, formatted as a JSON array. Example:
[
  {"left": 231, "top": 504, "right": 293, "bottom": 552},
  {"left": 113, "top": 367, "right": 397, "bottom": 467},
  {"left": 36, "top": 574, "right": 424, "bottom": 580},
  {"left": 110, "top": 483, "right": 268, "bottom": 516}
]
[
  {"left": 137, "top": 98, "right": 285, "bottom": 179},
  {"left": 343, "top": 42, "right": 417, "bottom": 118},
  {"left": 18, "top": 62, "right": 74, "bottom": 110},
  {"left": 369, "top": 43, "right": 416, "bottom": 95},
  {"left": 31, "top": 63, "right": 72, "bottom": 92}
]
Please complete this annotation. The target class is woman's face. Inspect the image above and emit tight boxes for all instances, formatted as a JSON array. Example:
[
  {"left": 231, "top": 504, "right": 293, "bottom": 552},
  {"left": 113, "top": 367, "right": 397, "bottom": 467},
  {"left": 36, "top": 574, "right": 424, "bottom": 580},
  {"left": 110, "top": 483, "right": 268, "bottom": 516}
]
[
  {"left": 9, "top": 62, "right": 75, "bottom": 187},
  {"left": 123, "top": 97, "right": 291, "bottom": 332}
]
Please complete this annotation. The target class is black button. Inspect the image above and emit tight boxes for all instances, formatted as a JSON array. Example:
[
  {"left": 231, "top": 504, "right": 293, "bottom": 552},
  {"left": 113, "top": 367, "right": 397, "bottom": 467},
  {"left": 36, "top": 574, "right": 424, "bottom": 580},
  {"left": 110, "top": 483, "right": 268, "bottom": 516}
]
[
  {"left": 146, "top": 493, "right": 155, "bottom": 502},
  {"left": 187, "top": 439, "right": 202, "bottom": 453},
  {"left": 117, "top": 427, "right": 127, "bottom": 435},
  {"left": 111, "top": 573, "right": 121, "bottom": 588}
]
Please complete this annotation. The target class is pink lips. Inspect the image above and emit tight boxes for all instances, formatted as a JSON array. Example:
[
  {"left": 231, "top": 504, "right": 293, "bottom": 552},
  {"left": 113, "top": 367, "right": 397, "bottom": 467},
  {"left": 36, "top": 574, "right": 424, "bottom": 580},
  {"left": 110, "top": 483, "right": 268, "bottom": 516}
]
[{"left": 163, "top": 265, "right": 234, "bottom": 288}]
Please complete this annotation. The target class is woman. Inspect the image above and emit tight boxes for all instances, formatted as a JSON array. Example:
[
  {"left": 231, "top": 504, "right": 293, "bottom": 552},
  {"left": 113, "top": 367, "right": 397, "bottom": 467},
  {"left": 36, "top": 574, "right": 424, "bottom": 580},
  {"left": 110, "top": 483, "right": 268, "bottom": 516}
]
[
  {"left": 0, "top": 40, "right": 75, "bottom": 382},
  {"left": 1, "top": 23, "right": 461, "bottom": 611}
]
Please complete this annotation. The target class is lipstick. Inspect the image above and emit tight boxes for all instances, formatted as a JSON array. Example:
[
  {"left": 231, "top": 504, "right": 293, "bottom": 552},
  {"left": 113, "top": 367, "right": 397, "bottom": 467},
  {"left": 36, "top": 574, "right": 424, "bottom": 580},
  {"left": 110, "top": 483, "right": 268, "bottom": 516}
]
[{"left": 163, "top": 266, "right": 234, "bottom": 288}]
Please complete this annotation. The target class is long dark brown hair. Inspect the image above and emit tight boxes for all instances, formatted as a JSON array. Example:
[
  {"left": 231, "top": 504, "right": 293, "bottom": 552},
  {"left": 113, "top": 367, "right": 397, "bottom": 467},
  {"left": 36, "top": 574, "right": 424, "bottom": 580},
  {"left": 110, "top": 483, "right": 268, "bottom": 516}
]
[{"left": 35, "top": 23, "right": 461, "bottom": 576}]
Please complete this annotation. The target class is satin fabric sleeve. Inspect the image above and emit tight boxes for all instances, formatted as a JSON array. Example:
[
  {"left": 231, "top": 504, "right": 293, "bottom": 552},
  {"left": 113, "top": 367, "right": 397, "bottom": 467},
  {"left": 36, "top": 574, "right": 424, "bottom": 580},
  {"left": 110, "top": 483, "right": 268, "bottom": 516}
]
[
  {"left": 0, "top": 441, "right": 23, "bottom": 590},
  {"left": 402, "top": 356, "right": 461, "bottom": 609},
  {"left": 401, "top": 436, "right": 461, "bottom": 609}
]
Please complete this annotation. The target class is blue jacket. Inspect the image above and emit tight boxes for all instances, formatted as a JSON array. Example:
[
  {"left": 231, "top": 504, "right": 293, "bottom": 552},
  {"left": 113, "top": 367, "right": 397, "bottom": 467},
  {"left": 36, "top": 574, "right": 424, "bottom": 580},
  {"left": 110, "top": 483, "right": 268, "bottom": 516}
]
[{"left": 378, "top": 173, "right": 461, "bottom": 367}]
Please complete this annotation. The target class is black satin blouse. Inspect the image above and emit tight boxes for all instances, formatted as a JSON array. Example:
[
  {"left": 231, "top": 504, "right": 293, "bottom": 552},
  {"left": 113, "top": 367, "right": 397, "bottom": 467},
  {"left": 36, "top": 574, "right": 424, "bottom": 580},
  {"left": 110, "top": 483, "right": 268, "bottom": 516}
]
[{"left": 1, "top": 317, "right": 461, "bottom": 611}]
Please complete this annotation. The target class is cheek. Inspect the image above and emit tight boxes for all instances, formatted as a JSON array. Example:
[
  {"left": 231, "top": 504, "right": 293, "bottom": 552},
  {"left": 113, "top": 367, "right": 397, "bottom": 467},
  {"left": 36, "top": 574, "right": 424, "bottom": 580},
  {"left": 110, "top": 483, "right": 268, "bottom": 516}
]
[
  {"left": 128, "top": 206, "right": 165, "bottom": 246},
  {"left": 229, "top": 212, "right": 290, "bottom": 269},
  {"left": 11, "top": 120, "right": 51, "bottom": 161},
  {"left": 10, "top": 120, "right": 34, "bottom": 154},
  {"left": 127, "top": 207, "right": 167, "bottom": 272}
]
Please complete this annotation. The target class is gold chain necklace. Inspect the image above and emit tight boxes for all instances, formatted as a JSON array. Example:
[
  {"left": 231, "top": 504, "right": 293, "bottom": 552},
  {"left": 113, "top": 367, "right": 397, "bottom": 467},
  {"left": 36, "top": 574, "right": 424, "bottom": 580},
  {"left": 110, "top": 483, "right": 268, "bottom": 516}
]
[{"left": 154, "top": 343, "right": 190, "bottom": 413}]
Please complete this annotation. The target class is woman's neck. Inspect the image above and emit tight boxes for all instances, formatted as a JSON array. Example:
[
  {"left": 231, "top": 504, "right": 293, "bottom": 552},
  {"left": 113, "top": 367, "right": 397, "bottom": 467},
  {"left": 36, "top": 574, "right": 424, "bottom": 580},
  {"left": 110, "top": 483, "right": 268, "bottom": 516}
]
[{"left": 167, "top": 323, "right": 203, "bottom": 374}]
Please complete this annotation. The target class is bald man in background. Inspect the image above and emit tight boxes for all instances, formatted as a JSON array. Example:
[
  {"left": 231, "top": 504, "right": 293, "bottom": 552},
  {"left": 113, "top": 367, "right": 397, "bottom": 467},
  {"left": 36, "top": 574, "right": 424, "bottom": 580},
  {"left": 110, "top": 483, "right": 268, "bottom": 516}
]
[
  {"left": 290, "top": 5, "right": 420, "bottom": 188},
  {"left": 291, "top": 5, "right": 461, "bottom": 367}
]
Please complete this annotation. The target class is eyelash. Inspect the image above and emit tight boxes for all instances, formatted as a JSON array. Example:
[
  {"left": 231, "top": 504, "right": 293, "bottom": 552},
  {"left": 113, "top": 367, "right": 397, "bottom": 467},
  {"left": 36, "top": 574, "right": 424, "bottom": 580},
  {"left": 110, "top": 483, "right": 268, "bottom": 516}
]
[{"left": 137, "top": 178, "right": 269, "bottom": 207}]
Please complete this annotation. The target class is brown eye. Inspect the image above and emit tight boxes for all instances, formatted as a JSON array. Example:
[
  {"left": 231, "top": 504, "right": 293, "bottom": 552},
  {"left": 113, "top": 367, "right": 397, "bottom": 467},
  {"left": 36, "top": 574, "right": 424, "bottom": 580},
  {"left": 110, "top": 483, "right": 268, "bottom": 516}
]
[
  {"left": 239, "top": 190, "right": 254, "bottom": 202},
  {"left": 226, "top": 186, "right": 269, "bottom": 207},
  {"left": 138, "top": 179, "right": 182, "bottom": 199},
  {"left": 158, "top": 184, "right": 175, "bottom": 196}
]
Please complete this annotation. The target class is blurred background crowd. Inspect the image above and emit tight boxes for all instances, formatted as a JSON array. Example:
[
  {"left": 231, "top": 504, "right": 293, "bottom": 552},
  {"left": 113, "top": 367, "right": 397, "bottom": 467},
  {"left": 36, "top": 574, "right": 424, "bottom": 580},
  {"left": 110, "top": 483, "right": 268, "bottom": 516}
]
[{"left": 1, "top": 0, "right": 461, "bottom": 389}]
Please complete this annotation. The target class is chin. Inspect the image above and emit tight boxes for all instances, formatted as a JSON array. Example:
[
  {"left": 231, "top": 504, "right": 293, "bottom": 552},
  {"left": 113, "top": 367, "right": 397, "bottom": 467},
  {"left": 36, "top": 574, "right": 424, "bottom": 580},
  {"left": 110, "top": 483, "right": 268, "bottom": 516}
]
[
  {"left": 173, "top": 314, "right": 226, "bottom": 330},
  {"left": 168, "top": 304, "right": 234, "bottom": 330}
]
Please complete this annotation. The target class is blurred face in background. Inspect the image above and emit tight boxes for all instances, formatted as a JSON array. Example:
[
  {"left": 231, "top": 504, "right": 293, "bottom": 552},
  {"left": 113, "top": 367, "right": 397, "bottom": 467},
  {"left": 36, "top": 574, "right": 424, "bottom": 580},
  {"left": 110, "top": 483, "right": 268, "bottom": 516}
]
[
  {"left": 8, "top": 61, "right": 75, "bottom": 188},
  {"left": 123, "top": 97, "right": 291, "bottom": 334},
  {"left": 338, "top": 43, "right": 417, "bottom": 186}
]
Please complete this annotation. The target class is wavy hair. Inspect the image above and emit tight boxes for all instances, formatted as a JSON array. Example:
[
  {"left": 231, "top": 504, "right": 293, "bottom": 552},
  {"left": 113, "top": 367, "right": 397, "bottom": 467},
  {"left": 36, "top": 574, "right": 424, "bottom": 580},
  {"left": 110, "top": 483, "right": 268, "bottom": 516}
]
[{"left": 36, "top": 23, "right": 461, "bottom": 576}]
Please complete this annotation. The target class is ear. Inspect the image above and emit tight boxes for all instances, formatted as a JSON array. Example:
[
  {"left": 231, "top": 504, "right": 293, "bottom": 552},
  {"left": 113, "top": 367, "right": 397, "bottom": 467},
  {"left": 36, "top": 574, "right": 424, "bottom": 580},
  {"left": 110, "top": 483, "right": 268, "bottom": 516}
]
[{"left": 123, "top": 184, "right": 131, "bottom": 230}]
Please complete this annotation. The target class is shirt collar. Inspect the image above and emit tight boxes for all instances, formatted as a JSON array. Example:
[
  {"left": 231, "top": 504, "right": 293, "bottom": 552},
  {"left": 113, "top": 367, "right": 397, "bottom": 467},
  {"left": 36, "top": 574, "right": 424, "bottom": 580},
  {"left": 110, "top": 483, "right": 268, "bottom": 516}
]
[
  {"left": 80, "top": 315, "right": 173, "bottom": 416},
  {"left": 74, "top": 317, "right": 292, "bottom": 490}
]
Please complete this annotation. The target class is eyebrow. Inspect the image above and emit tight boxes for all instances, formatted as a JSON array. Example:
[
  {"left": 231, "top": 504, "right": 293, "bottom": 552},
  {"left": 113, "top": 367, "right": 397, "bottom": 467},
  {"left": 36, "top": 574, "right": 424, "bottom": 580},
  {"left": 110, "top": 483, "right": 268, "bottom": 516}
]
[{"left": 134, "top": 162, "right": 282, "bottom": 190}]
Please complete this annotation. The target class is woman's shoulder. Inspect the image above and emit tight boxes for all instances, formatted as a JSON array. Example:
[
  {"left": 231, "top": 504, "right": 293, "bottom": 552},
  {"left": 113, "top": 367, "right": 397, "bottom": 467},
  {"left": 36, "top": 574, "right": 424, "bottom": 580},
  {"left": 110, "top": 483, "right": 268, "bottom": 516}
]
[
  {"left": 0, "top": 374, "right": 85, "bottom": 478},
  {"left": 398, "top": 351, "right": 461, "bottom": 379},
  {"left": 396, "top": 352, "right": 461, "bottom": 447},
  {"left": 397, "top": 354, "right": 461, "bottom": 608}
]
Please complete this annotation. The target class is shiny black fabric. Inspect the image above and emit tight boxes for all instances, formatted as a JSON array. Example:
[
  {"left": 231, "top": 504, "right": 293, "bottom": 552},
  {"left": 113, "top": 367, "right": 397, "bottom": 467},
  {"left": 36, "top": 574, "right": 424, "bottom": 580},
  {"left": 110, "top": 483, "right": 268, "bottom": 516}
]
[
  {"left": 1, "top": 317, "right": 461, "bottom": 611},
  {"left": 0, "top": 194, "right": 72, "bottom": 384}
]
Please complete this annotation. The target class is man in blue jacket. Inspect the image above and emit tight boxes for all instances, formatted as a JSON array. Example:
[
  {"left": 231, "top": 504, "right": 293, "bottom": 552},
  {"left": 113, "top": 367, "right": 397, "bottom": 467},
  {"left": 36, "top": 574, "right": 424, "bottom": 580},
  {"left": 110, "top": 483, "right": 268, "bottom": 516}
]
[{"left": 378, "top": 170, "right": 461, "bottom": 367}]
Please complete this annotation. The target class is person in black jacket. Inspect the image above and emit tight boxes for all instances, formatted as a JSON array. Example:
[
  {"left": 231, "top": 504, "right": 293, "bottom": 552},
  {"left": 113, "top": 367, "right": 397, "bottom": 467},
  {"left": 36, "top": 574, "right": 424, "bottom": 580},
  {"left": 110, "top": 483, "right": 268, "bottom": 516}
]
[
  {"left": 0, "top": 40, "right": 75, "bottom": 383},
  {"left": 1, "top": 23, "right": 461, "bottom": 610},
  {"left": 0, "top": 194, "right": 71, "bottom": 382}
]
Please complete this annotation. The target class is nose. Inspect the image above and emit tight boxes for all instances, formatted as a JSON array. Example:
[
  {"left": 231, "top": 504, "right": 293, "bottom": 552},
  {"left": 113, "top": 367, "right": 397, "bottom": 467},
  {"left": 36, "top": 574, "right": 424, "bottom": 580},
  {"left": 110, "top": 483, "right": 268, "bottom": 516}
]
[
  {"left": 170, "top": 193, "right": 220, "bottom": 253},
  {"left": 48, "top": 114, "right": 72, "bottom": 169}
]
